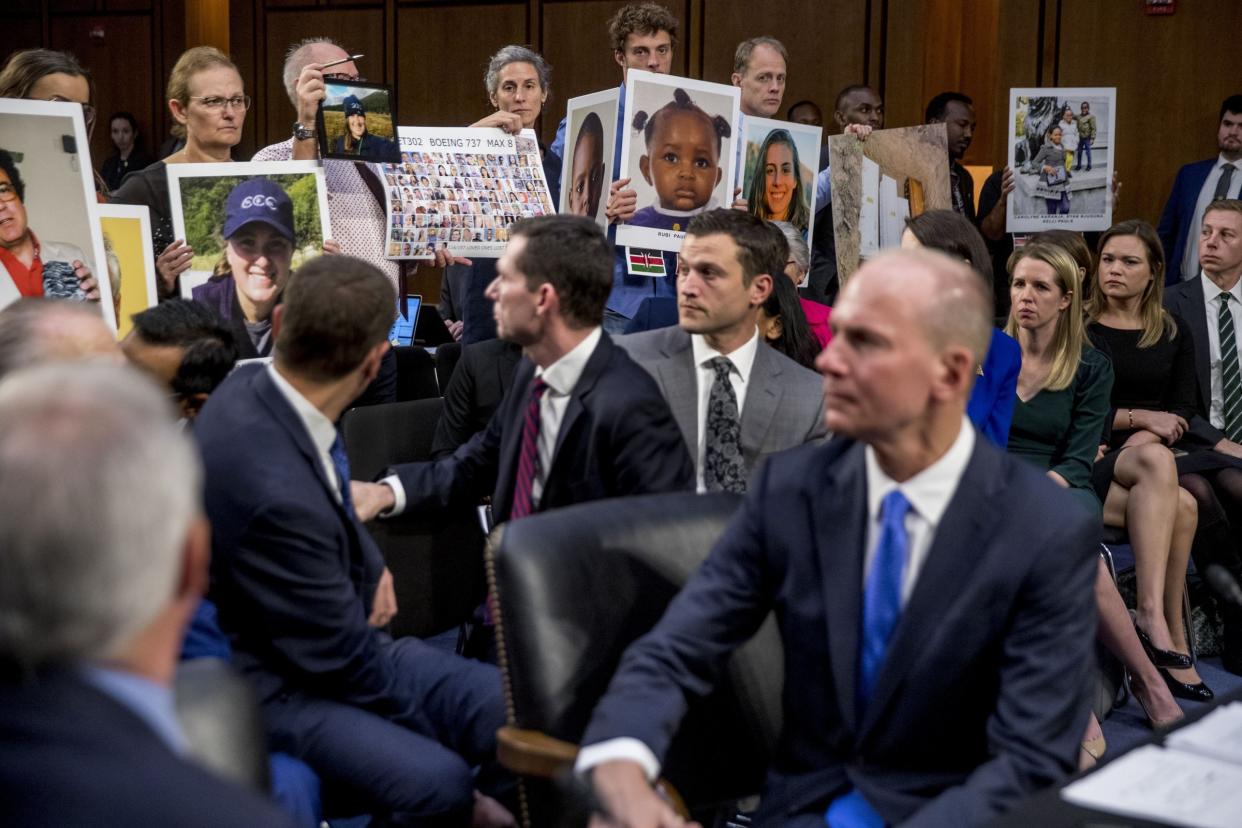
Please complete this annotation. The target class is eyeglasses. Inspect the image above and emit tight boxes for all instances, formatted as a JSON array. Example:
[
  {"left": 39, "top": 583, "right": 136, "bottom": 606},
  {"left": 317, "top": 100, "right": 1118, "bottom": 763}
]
[
  {"left": 324, "top": 73, "right": 366, "bottom": 83},
  {"left": 45, "top": 95, "right": 95, "bottom": 132},
  {"left": 190, "top": 95, "right": 252, "bottom": 112},
  {"left": 0, "top": 183, "right": 18, "bottom": 203}
]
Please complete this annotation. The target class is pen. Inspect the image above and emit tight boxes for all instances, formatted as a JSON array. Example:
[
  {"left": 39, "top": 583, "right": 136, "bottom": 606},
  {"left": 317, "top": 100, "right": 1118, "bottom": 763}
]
[{"left": 321, "top": 54, "right": 364, "bottom": 70}]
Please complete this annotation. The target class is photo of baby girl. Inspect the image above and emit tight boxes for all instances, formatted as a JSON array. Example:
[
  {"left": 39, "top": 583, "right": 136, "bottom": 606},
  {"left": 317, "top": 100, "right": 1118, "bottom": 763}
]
[{"left": 617, "top": 70, "right": 740, "bottom": 252}]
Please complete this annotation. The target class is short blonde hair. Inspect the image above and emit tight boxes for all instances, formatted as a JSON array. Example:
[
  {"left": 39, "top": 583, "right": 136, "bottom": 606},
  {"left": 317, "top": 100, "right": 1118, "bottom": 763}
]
[{"left": 166, "top": 46, "right": 238, "bottom": 138}]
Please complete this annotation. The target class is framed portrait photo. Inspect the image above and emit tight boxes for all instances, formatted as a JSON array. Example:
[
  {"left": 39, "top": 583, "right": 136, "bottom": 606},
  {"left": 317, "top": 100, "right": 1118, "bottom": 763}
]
[
  {"left": 740, "top": 115, "right": 821, "bottom": 243},
  {"left": 559, "top": 88, "right": 619, "bottom": 230},
  {"left": 97, "top": 203, "right": 157, "bottom": 338}
]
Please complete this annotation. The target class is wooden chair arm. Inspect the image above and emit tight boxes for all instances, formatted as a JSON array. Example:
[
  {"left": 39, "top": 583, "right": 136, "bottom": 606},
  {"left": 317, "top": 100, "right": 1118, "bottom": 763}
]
[{"left": 496, "top": 726, "right": 578, "bottom": 777}]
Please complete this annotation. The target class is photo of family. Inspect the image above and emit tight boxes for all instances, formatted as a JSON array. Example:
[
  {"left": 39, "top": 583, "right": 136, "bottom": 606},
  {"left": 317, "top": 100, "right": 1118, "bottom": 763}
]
[
  {"left": 1007, "top": 87, "right": 1116, "bottom": 232},
  {"left": 0, "top": 98, "right": 114, "bottom": 328},
  {"left": 559, "top": 89, "right": 619, "bottom": 229},
  {"left": 98, "top": 204, "right": 157, "bottom": 338},
  {"left": 384, "top": 126, "right": 556, "bottom": 260},
  {"left": 166, "top": 161, "right": 331, "bottom": 303},
  {"left": 741, "top": 115, "right": 820, "bottom": 242},
  {"left": 617, "top": 70, "right": 741, "bottom": 252},
  {"left": 317, "top": 79, "right": 400, "bottom": 164}
]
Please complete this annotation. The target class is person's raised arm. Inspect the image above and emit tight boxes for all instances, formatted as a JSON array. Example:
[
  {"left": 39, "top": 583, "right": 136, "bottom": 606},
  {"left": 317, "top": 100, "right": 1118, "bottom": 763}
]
[
  {"left": 979, "top": 167, "right": 1014, "bottom": 241},
  {"left": 291, "top": 62, "right": 330, "bottom": 161}
]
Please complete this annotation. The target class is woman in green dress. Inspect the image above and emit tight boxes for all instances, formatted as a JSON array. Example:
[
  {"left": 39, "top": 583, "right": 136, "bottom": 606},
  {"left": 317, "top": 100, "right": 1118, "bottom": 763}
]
[{"left": 1006, "top": 240, "right": 1188, "bottom": 764}]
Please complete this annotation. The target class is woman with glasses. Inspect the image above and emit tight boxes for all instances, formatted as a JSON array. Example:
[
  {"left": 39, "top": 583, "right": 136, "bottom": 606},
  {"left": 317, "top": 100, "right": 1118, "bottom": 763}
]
[
  {"left": 0, "top": 48, "right": 97, "bottom": 138},
  {"left": 111, "top": 47, "right": 250, "bottom": 299}
]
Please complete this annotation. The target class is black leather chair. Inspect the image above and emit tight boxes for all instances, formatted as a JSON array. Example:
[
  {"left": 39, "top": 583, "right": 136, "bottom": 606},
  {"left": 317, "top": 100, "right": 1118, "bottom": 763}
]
[
  {"left": 341, "top": 399, "right": 486, "bottom": 640},
  {"left": 488, "top": 492, "right": 782, "bottom": 824},
  {"left": 434, "top": 340, "right": 462, "bottom": 394},
  {"left": 393, "top": 345, "right": 440, "bottom": 402}
]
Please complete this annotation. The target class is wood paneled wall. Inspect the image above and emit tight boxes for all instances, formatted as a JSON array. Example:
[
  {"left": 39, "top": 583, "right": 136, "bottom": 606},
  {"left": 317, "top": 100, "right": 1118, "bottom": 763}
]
[{"left": 7, "top": 0, "right": 1242, "bottom": 226}]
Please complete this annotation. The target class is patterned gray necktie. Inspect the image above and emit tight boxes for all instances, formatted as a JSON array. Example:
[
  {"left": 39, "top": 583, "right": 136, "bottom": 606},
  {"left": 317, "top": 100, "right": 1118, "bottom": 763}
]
[
  {"left": 1219, "top": 293, "right": 1242, "bottom": 442},
  {"left": 704, "top": 357, "right": 746, "bottom": 493},
  {"left": 1214, "top": 163, "right": 1237, "bottom": 201}
]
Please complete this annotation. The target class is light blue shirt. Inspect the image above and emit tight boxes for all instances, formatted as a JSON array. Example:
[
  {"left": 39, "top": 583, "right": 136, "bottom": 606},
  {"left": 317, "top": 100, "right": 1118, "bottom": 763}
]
[
  {"left": 81, "top": 664, "right": 188, "bottom": 754},
  {"left": 815, "top": 166, "right": 832, "bottom": 211}
]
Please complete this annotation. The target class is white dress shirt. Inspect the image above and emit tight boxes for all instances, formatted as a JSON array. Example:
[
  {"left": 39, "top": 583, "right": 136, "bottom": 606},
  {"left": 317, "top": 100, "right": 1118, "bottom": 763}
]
[
  {"left": 1182, "top": 154, "right": 1242, "bottom": 282},
  {"left": 1200, "top": 274, "right": 1242, "bottom": 430},
  {"left": 267, "top": 363, "right": 344, "bottom": 504},
  {"left": 384, "top": 327, "right": 603, "bottom": 515},
  {"left": 691, "top": 330, "right": 759, "bottom": 492},
  {"left": 574, "top": 416, "right": 976, "bottom": 780}
]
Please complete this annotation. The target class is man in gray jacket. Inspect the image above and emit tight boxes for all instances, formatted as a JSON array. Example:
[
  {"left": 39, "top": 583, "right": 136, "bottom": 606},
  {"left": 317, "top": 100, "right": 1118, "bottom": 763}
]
[{"left": 616, "top": 209, "right": 825, "bottom": 492}]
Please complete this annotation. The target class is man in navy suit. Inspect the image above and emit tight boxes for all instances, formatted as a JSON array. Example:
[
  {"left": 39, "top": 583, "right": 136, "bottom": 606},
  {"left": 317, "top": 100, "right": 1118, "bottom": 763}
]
[
  {"left": 0, "top": 361, "right": 293, "bottom": 827},
  {"left": 195, "top": 256, "right": 514, "bottom": 826},
  {"left": 578, "top": 249, "right": 1099, "bottom": 827},
  {"left": 352, "top": 214, "right": 693, "bottom": 526},
  {"left": 1158, "top": 94, "right": 1242, "bottom": 284}
]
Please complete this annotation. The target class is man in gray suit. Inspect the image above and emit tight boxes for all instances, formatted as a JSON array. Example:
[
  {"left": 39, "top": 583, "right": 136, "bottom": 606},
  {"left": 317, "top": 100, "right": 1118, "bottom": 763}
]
[{"left": 616, "top": 209, "right": 825, "bottom": 492}]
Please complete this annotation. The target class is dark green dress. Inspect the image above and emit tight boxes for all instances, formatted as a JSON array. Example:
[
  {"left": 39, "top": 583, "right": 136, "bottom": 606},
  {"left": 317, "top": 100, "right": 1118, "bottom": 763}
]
[{"left": 1007, "top": 345, "right": 1114, "bottom": 518}]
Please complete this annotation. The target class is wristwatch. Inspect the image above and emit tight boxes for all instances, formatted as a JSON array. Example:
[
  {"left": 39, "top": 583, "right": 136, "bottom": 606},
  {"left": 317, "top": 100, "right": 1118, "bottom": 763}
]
[{"left": 292, "top": 121, "right": 317, "bottom": 141}]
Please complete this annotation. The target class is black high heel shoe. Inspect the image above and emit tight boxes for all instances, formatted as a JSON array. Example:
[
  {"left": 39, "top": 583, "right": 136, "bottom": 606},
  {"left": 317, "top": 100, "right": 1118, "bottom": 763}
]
[
  {"left": 1134, "top": 622, "right": 1193, "bottom": 669},
  {"left": 1158, "top": 667, "right": 1214, "bottom": 703}
]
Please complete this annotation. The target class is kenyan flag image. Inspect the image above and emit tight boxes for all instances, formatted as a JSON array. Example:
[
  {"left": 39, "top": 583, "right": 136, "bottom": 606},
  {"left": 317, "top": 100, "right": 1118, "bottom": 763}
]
[{"left": 627, "top": 248, "right": 665, "bottom": 275}]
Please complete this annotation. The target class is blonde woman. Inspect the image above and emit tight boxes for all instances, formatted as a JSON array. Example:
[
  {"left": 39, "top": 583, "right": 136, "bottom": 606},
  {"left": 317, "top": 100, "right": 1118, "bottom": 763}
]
[{"left": 1006, "top": 240, "right": 1188, "bottom": 765}]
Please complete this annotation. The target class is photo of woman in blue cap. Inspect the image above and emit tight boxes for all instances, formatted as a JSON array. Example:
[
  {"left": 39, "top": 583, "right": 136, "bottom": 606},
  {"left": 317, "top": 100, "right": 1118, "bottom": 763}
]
[
  {"left": 331, "top": 94, "right": 397, "bottom": 159},
  {"left": 191, "top": 177, "right": 297, "bottom": 358}
]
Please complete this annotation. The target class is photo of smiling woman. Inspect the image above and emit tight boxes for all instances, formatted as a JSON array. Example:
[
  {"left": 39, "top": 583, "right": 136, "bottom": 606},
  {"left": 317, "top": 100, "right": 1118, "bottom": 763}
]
[
  {"left": 747, "top": 128, "right": 811, "bottom": 235},
  {"left": 190, "top": 178, "right": 296, "bottom": 358}
]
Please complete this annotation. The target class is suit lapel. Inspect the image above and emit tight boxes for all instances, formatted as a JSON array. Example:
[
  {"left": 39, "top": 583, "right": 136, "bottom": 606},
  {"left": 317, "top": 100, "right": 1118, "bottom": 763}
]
[
  {"left": 495, "top": 359, "right": 536, "bottom": 516},
  {"left": 1177, "top": 280, "right": 1213, "bottom": 417},
  {"left": 551, "top": 335, "right": 612, "bottom": 462},
  {"left": 741, "top": 345, "right": 783, "bottom": 467},
  {"left": 856, "top": 439, "right": 1005, "bottom": 743},
  {"left": 816, "top": 442, "right": 868, "bottom": 736},
  {"left": 655, "top": 331, "right": 700, "bottom": 453},
  {"left": 252, "top": 368, "right": 342, "bottom": 511}
]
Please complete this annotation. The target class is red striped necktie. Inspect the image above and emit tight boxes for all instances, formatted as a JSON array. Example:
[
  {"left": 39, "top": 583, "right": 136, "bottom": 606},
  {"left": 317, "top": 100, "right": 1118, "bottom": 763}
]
[{"left": 509, "top": 377, "right": 549, "bottom": 520}]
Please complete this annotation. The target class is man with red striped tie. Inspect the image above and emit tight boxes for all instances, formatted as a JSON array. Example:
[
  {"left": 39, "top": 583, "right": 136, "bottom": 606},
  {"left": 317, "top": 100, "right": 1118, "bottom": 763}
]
[{"left": 354, "top": 214, "right": 693, "bottom": 527}]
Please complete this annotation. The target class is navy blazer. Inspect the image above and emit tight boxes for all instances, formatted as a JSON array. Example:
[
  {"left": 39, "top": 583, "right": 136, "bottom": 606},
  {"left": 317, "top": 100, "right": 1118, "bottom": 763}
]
[
  {"left": 394, "top": 332, "right": 694, "bottom": 523},
  {"left": 195, "top": 364, "right": 420, "bottom": 715},
  {"left": 1158, "top": 158, "right": 1215, "bottom": 285},
  {"left": 0, "top": 670, "right": 292, "bottom": 827},
  {"left": 967, "top": 329, "right": 1022, "bottom": 448},
  {"left": 582, "top": 434, "right": 1098, "bottom": 826}
]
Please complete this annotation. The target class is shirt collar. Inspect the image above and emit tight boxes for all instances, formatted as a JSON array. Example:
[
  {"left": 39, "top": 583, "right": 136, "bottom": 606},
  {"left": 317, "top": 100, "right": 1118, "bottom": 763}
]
[
  {"left": 863, "top": 415, "right": 976, "bottom": 527},
  {"left": 537, "top": 326, "right": 603, "bottom": 396},
  {"left": 1201, "top": 272, "right": 1242, "bottom": 305},
  {"left": 1216, "top": 153, "right": 1240, "bottom": 171},
  {"left": 690, "top": 327, "right": 760, "bottom": 383},
  {"left": 79, "top": 665, "right": 187, "bottom": 755},
  {"left": 267, "top": 362, "right": 338, "bottom": 456}
]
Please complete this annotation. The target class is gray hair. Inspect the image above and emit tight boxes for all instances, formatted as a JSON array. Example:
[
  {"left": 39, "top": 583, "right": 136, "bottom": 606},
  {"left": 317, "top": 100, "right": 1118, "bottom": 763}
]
[
  {"left": 0, "top": 362, "right": 201, "bottom": 670},
  {"left": 773, "top": 221, "right": 809, "bottom": 276},
  {"left": 484, "top": 45, "right": 551, "bottom": 99},
  {"left": 283, "top": 36, "right": 343, "bottom": 109},
  {"left": 0, "top": 299, "right": 113, "bottom": 381},
  {"left": 733, "top": 36, "right": 788, "bottom": 76}
]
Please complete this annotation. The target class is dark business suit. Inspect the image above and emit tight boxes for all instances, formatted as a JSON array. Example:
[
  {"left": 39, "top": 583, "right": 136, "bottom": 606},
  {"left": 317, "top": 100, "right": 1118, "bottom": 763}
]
[
  {"left": 394, "top": 331, "right": 694, "bottom": 523},
  {"left": 582, "top": 435, "right": 1098, "bottom": 827},
  {"left": 614, "top": 326, "right": 826, "bottom": 484},
  {"left": 195, "top": 364, "right": 504, "bottom": 823},
  {"left": 1158, "top": 158, "right": 1216, "bottom": 285},
  {"left": 1165, "top": 277, "right": 1232, "bottom": 447},
  {"left": 430, "top": 338, "right": 522, "bottom": 459},
  {"left": 0, "top": 669, "right": 293, "bottom": 827}
]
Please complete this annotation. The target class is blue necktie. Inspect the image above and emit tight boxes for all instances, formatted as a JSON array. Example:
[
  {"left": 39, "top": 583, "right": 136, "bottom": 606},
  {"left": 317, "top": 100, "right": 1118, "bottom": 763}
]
[
  {"left": 857, "top": 490, "right": 912, "bottom": 712},
  {"left": 329, "top": 432, "right": 356, "bottom": 521}
]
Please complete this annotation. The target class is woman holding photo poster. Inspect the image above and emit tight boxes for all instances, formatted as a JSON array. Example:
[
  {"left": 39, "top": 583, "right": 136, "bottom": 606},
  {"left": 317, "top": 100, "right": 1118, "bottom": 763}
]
[
  {"left": 439, "top": 45, "right": 561, "bottom": 344},
  {"left": 747, "top": 129, "right": 810, "bottom": 238},
  {"left": 111, "top": 47, "right": 270, "bottom": 299}
]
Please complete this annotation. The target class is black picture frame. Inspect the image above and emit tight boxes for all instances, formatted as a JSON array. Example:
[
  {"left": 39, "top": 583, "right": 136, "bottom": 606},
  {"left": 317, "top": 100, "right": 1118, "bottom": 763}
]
[{"left": 316, "top": 79, "right": 401, "bottom": 164}]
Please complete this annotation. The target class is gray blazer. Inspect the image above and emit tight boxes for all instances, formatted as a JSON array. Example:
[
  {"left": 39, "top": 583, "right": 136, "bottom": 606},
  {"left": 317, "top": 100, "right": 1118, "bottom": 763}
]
[{"left": 615, "top": 326, "right": 827, "bottom": 479}]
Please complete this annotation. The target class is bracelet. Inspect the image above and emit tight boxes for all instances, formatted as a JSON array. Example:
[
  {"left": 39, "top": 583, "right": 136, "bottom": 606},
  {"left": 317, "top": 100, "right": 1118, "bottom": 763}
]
[{"left": 1128, "top": 409, "right": 1134, "bottom": 429}]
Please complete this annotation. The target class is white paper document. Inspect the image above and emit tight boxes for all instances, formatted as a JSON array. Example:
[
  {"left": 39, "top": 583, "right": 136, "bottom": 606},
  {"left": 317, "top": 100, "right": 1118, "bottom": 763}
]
[
  {"left": 858, "top": 156, "right": 880, "bottom": 259},
  {"left": 1060, "top": 744, "right": 1242, "bottom": 828},
  {"left": 1166, "top": 702, "right": 1242, "bottom": 765}
]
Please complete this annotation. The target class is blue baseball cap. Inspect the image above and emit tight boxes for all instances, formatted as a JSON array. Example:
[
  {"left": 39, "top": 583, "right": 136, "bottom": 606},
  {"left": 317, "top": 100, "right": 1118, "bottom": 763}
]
[
  {"left": 344, "top": 95, "right": 365, "bottom": 117},
  {"left": 222, "top": 178, "right": 295, "bottom": 242}
]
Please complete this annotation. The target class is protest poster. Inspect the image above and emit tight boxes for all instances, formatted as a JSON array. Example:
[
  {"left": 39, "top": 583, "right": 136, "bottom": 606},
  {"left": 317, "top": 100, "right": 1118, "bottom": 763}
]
[
  {"left": 560, "top": 88, "right": 619, "bottom": 230},
  {"left": 740, "top": 115, "right": 820, "bottom": 242},
  {"left": 98, "top": 204, "right": 157, "bottom": 337}
]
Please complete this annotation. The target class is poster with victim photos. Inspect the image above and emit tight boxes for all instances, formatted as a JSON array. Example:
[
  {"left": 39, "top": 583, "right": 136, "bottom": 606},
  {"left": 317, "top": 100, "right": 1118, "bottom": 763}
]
[{"left": 383, "top": 126, "right": 556, "bottom": 260}]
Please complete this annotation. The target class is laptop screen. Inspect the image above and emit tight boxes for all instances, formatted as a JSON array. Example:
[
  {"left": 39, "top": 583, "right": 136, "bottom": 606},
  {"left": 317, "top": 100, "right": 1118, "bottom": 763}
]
[{"left": 388, "top": 295, "right": 422, "bottom": 347}]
